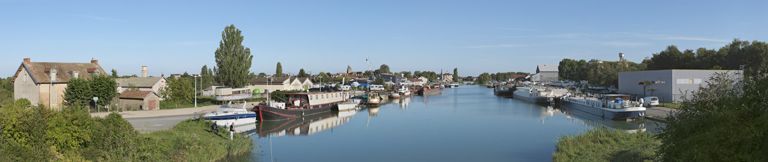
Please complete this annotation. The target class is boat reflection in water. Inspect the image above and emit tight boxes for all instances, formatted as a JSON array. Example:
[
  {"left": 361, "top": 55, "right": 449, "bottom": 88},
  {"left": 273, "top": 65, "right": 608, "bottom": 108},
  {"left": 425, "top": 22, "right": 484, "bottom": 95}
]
[
  {"left": 559, "top": 106, "right": 657, "bottom": 133},
  {"left": 398, "top": 97, "right": 411, "bottom": 109},
  {"left": 255, "top": 109, "right": 358, "bottom": 137}
]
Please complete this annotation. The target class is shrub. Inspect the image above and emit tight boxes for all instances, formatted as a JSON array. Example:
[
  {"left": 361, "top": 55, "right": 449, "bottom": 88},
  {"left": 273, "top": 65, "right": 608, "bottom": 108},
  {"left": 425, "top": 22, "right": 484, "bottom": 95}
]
[{"left": 553, "top": 128, "right": 660, "bottom": 162}]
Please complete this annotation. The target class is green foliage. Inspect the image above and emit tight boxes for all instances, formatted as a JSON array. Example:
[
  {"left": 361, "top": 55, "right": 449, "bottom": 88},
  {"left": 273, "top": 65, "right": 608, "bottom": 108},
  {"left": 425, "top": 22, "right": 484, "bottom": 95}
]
[
  {"left": 63, "top": 76, "right": 117, "bottom": 107},
  {"left": 452, "top": 68, "right": 459, "bottom": 82},
  {"left": 91, "top": 75, "right": 118, "bottom": 106},
  {"left": 0, "top": 102, "right": 253, "bottom": 161},
  {"left": 476, "top": 73, "right": 492, "bottom": 84},
  {"left": 489, "top": 72, "right": 529, "bottom": 82},
  {"left": 0, "top": 77, "right": 13, "bottom": 106},
  {"left": 379, "top": 64, "right": 391, "bottom": 74},
  {"left": 558, "top": 59, "right": 645, "bottom": 86},
  {"left": 200, "top": 65, "right": 215, "bottom": 88},
  {"left": 644, "top": 40, "right": 768, "bottom": 77},
  {"left": 276, "top": 62, "right": 283, "bottom": 77},
  {"left": 413, "top": 71, "right": 439, "bottom": 82},
  {"left": 298, "top": 68, "right": 308, "bottom": 78},
  {"left": 659, "top": 72, "right": 768, "bottom": 161},
  {"left": 214, "top": 24, "right": 253, "bottom": 88},
  {"left": 162, "top": 77, "right": 194, "bottom": 104},
  {"left": 553, "top": 128, "right": 660, "bottom": 162},
  {"left": 64, "top": 78, "right": 92, "bottom": 106},
  {"left": 111, "top": 69, "right": 118, "bottom": 78},
  {"left": 46, "top": 107, "right": 94, "bottom": 153}
]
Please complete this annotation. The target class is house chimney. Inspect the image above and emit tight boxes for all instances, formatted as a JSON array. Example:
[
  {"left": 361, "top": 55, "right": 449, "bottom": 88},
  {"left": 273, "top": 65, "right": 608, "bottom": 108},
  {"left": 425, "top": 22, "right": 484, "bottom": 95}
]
[
  {"left": 90, "top": 58, "right": 98, "bottom": 64},
  {"left": 23, "top": 58, "right": 31, "bottom": 64},
  {"left": 50, "top": 68, "right": 57, "bottom": 82},
  {"left": 141, "top": 66, "right": 148, "bottom": 77}
]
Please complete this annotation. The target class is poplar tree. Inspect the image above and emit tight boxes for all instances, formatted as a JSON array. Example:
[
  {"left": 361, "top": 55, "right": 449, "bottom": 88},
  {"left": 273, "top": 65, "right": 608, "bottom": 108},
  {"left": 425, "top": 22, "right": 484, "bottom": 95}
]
[
  {"left": 214, "top": 25, "right": 253, "bottom": 88},
  {"left": 453, "top": 68, "right": 459, "bottom": 82},
  {"left": 276, "top": 62, "right": 283, "bottom": 77}
]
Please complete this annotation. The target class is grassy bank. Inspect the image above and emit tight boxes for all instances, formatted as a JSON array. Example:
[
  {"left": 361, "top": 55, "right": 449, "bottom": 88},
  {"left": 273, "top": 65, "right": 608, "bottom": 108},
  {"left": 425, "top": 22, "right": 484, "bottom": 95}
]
[
  {"left": 0, "top": 100, "right": 253, "bottom": 161},
  {"left": 141, "top": 120, "right": 252, "bottom": 161},
  {"left": 553, "top": 128, "right": 660, "bottom": 162}
]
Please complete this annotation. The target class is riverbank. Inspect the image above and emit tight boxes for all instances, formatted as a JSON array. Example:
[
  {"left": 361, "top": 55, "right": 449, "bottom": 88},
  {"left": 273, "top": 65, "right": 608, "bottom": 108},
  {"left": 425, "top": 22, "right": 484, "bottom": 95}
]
[
  {"left": 0, "top": 101, "right": 252, "bottom": 161},
  {"left": 553, "top": 128, "right": 660, "bottom": 162},
  {"left": 140, "top": 119, "right": 253, "bottom": 161}
]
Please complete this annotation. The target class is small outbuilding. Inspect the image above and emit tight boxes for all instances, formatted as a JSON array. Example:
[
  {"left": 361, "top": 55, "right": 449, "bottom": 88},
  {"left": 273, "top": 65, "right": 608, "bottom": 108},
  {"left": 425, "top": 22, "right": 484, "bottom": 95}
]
[{"left": 119, "top": 90, "right": 160, "bottom": 111}]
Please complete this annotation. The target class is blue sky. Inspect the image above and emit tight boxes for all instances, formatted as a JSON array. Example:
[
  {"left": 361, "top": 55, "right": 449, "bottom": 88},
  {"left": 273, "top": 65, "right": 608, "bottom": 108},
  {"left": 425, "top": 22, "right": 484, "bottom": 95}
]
[{"left": 1, "top": 0, "right": 766, "bottom": 77}]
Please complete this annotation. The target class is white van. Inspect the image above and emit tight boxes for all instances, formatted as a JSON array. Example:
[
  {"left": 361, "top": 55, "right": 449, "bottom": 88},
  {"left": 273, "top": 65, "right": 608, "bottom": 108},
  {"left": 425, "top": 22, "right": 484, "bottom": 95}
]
[{"left": 642, "top": 96, "right": 660, "bottom": 107}]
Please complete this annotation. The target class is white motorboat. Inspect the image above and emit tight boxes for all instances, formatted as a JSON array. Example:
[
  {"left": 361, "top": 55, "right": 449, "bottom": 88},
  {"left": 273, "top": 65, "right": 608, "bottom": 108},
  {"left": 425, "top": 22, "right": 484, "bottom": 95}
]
[
  {"left": 203, "top": 101, "right": 257, "bottom": 127},
  {"left": 336, "top": 102, "right": 358, "bottom": 111}
]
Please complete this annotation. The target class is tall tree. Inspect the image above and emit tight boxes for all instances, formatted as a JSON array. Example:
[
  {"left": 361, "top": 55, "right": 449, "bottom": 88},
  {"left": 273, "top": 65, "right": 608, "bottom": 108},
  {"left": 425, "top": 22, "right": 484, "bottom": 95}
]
[
  {"left": 214, "top": 25, "right": 253, "bottom": 88},
  {"left": 275, "top": 62, "right": 283, "bottom": 77},
  {"left": 346, "top": 65, "right": 352, "bottom": 74},
  {"left": 379, "top": 64, "right": 391, "bottom": 74},
  {"left": 110, "top": 69, "right": 118, "bottom": 78},
  {"left": 452, "top": 68, "right": 459, "bottom": 82},
  {"left": 298, "top": 68, "right": 308, "bottom": 78},
  {"left": 200, "top": 65, "right": 214, "bottom": 88}
]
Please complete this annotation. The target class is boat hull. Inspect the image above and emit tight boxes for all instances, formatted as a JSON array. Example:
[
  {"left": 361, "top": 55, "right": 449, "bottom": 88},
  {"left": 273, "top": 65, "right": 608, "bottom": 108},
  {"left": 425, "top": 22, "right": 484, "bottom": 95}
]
[
  {"left": 335, "top": 103, "right": 358, "bottom": 111},
  {"left": 203, "top": 111, "right": 258, "bottom": 126},
  {"left": 562, "top": 101, "right": 645, "bottom": 120},
  {"left": 254, "top": 105, "right": 335, "bottom": 121},
  {"left": 416, "top": 89, "right": 441, "bottom": 96},
  {"left": 513, "top": 93, "right": 549, "bottom": 104}
]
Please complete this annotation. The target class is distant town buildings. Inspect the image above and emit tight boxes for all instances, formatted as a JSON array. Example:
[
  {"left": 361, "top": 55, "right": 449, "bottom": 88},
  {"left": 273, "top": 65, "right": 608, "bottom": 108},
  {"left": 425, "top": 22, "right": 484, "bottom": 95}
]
[
  {"left": 12, "top": 58, "right": 107, "bottom": 110},
  {"left": 247, "top": 76, "right": 314, "bottom": 93},
  {"left": 618, "top": 69, "right": 743, "bottom": 102}
]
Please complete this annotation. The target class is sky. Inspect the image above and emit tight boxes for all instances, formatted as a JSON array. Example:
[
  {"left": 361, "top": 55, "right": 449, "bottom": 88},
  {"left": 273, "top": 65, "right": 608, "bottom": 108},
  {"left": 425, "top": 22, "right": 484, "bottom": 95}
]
[{"left": 1, "top": 0, "right": 767, "bottom": 77}]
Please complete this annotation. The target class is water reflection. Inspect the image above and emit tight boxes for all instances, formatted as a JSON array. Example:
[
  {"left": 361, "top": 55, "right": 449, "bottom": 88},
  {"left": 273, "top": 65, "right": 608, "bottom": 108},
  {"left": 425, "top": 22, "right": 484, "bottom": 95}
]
[
  {"left": 256, "top": 110, "right": 357, "bottom": 137},
  {"left": 558, "top": 106, "right": 665, "bottom": 134},
  {"left": 252, "top": 86, "right": 663, "bottom": 162}
]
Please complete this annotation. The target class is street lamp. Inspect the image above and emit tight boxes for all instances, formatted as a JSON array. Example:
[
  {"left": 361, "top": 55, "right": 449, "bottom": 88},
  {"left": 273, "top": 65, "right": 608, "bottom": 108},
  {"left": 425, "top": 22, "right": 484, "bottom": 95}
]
[{"left": 193, "top": 74, "right": 200, "bottom": 107}]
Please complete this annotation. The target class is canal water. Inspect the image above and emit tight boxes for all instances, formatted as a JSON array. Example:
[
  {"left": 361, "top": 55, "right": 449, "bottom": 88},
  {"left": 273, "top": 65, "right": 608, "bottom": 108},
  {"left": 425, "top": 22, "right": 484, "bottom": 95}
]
[{"left": 246, "top": 86, "right": 663, "bottom": 162}]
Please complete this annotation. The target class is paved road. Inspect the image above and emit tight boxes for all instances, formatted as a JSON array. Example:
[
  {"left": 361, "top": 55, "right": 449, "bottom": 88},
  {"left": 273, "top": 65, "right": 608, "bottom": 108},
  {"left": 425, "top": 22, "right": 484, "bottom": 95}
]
[
  {"left": 91, "top": 105, "right": 220, "bottom": 133},
  {"left": 645, "top": 107, "right": 679, "bottom": 122}
]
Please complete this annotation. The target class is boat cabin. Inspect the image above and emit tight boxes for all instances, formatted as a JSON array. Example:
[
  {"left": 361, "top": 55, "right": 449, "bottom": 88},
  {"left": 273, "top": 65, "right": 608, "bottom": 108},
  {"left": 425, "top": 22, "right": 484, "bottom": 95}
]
[
  {"left": 285, "top": 92, "right": 346, "bottom": 109},
  {"left": 599, "top": 94, "right": 641, "bottom": 109}
]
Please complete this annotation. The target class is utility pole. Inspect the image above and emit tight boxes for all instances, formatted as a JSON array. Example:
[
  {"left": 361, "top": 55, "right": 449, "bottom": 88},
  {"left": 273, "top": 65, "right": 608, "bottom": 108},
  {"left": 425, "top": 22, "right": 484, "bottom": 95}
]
[{"left": 194, "top": 74, "right": 200, "bottom": 107}]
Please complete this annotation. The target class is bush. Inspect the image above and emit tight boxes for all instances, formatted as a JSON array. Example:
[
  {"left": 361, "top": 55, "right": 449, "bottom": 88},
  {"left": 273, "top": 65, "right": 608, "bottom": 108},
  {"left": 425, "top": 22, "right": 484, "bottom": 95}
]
[
  {"left": 659, "top": 73, "right": 768, "bottom": 161},
  {"left": 553, "top": 128, "right": 660, "bottom": 162}
]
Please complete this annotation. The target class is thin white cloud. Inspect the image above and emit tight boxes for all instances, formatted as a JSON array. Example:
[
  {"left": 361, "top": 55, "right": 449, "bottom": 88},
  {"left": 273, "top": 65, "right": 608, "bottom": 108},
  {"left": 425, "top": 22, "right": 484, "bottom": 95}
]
[{"left": 464, "top": 44, "right": 529, "bottom": 49}]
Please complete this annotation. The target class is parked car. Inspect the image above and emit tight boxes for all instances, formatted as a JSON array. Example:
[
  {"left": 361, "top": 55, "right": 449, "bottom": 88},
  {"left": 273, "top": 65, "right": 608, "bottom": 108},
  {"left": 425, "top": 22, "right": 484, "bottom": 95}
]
[{"left": 642, "top": 96, "right": 660, "bottom": 107}]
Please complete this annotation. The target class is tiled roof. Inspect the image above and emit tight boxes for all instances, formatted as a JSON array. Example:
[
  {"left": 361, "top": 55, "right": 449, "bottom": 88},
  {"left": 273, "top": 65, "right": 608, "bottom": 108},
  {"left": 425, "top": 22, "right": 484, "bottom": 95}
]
[
  {"left": 14, "top": 60, "right": 106, "bottom": 84},
  {"left": 116, "top": 77, "right": 163, "bottom": 88},
  {"left": 119, "top": 90, "right": 154, "bottom": 100}
]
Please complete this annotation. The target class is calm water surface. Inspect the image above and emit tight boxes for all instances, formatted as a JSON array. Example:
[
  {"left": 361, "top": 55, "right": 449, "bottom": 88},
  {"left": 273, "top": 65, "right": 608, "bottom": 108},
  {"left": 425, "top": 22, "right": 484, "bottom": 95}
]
[{"left": 246, "top": 86, "right": 662, "bottom": 162}]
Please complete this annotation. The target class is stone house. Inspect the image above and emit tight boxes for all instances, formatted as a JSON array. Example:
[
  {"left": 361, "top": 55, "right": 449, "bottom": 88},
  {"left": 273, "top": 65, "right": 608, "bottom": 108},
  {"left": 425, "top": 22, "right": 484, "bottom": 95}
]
[
  {"left": 118, "top": 90, "right": 160, "bottom": 111},
  {"left": 12, "top": 58, "right": 107, "bottom": 110},
  {"left": 115, "top": 77, "right": 167, "bottom": 99}
]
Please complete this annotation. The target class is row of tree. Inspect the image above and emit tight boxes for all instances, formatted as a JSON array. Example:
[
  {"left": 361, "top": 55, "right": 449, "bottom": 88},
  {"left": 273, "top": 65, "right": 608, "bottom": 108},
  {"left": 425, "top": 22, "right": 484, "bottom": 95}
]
[
  {"left": 557, "top": 40, "right": 767, "bottom": 86},
  {"left": 475, "top": 72, "right": 530, "bottom": 84},
  {"left": 644, "top": 40, "right": 768, "bottom": 77},
  {"left": 558, "top": 59, "right": 645, "bottom": 86}
]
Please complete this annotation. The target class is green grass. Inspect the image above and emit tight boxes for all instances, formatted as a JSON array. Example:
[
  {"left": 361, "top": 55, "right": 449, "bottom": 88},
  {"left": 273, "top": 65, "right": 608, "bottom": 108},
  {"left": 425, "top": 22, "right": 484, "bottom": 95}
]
[
  {"left": 658, "top": 102, "right": 682, "bottom": 109},
  {"left": 553, "top": 128, "right": 660, "bottom": 162},
  {"left": 140, "top": 119, "right": 253, "bottom": 161}
]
